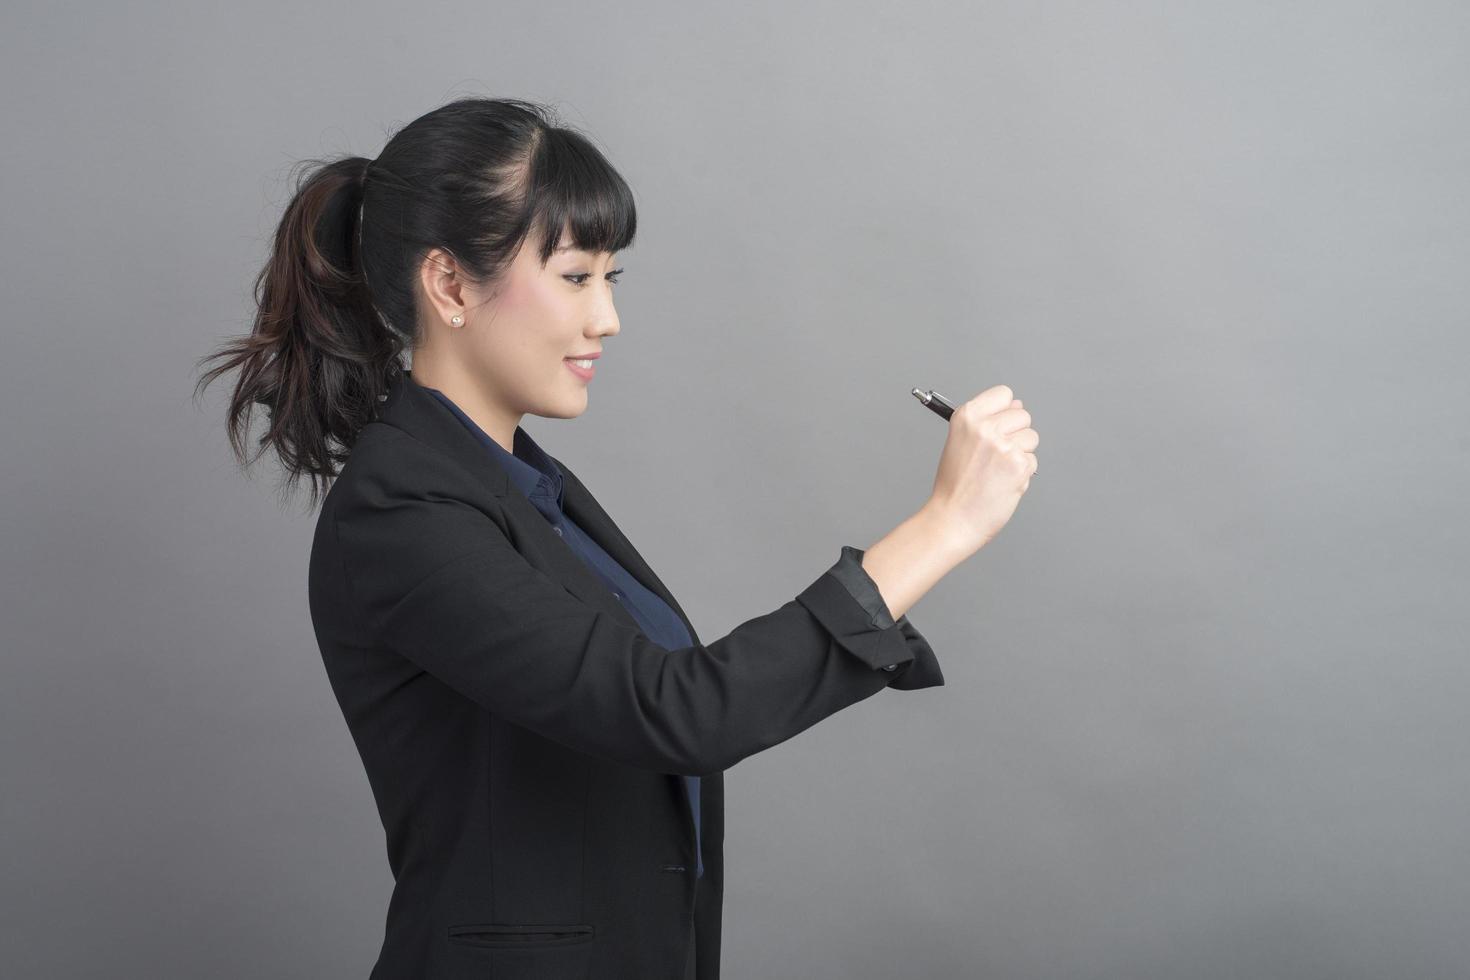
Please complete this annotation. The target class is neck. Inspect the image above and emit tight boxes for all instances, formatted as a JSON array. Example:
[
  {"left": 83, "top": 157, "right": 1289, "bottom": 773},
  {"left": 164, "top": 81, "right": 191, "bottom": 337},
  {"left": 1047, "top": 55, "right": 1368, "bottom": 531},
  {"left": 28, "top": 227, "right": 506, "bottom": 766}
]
[{"left": 407, "top": 354, "right": 521, "bottom": 453}]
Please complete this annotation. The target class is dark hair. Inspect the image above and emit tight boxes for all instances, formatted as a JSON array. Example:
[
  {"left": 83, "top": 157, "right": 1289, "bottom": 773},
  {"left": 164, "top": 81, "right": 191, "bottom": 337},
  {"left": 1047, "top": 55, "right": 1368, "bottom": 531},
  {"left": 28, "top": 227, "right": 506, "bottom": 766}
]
[{"left": 194, "top": 97, "right": 637, "bottom": 508}]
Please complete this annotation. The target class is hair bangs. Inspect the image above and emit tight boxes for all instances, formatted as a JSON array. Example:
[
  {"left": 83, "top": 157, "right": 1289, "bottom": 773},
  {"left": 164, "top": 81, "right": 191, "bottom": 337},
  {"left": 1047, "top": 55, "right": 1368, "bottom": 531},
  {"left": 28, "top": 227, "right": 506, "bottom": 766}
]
[{"left": 527, "top": 128, "right": 637, "bottom": 265}]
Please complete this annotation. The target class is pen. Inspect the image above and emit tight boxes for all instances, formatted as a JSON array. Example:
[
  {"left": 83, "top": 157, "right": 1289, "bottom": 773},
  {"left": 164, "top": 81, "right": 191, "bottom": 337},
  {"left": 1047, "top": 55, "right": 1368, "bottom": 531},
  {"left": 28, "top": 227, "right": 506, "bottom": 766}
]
[{"left": 911, "top": 387, "right": 956, "bottom": 421}]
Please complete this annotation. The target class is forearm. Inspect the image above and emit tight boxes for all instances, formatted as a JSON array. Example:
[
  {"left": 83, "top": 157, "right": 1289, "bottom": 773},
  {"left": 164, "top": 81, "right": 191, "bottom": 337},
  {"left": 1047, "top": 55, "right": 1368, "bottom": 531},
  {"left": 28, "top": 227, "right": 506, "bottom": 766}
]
[{"left": 859, "top": 503, "right": 971, "bottom": 622}]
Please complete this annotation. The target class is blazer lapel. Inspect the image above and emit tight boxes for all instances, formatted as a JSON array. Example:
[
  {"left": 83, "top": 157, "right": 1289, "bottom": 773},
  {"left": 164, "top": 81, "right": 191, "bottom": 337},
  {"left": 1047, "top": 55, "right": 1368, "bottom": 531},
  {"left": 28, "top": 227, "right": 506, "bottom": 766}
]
[
  {"left": 552, "top": 455, "right": 701, "bottom": 646},
  {"left": 371, "top": 368, "right": 699, "bottom": 645}
]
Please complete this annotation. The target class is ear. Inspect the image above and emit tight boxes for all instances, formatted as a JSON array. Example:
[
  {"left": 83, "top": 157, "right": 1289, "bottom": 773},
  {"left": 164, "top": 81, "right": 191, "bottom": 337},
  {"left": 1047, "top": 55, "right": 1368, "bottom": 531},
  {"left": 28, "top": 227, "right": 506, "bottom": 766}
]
[{"left": 419, "top": 247, "right": 471, "bottom": 326}]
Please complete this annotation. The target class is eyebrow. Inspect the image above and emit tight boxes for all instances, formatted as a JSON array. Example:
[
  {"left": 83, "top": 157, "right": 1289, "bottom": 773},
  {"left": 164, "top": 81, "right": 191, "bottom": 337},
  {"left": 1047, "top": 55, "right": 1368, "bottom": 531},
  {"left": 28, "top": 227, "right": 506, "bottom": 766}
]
[{"left": 555, "top": 243, "right": 620, "bottom": 254}]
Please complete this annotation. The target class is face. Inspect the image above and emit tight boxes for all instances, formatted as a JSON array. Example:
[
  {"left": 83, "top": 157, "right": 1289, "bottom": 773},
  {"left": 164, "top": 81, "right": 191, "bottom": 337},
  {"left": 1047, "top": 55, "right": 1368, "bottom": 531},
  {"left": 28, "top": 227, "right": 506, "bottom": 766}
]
[{"left": 419, "top": 225, "right": 622, "bottom": 426}]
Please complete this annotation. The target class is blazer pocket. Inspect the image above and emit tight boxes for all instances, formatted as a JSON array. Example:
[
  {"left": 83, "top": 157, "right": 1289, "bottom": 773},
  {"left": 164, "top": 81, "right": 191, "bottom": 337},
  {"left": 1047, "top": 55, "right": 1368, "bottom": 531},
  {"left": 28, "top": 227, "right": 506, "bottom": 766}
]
[{"left": 447, "top": 923, "right": 595, "bottom": 948}]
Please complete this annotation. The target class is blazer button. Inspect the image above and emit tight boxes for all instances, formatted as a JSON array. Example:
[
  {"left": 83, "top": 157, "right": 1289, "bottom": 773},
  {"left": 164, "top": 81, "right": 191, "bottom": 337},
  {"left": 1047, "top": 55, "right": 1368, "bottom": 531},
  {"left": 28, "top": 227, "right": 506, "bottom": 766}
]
[
  {"left": 612, "top": 591, "right": 622, "bottom": 600},
  {"left": 881, "top": 664, "right": 898, "bottom": 671},
  {"left": 553, "top": 526, "right": 563, "bottom": 536}
]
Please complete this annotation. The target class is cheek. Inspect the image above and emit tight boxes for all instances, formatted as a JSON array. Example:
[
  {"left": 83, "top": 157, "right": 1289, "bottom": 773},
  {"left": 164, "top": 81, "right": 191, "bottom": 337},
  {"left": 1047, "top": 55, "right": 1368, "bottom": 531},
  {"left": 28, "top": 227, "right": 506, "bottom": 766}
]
[
  {"left": 508, "top": 278, "right": 569, "bottom": 326},
  {"left": 496, "top": 276, "right": 532, "bottom": 311}
]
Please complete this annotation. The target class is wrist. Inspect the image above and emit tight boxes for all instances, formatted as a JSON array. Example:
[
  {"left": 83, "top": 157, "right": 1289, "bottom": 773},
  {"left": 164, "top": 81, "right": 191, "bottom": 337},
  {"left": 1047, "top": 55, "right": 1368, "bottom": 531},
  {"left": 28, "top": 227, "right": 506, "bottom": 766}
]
[
  {"left": 859, "top": 505, "right": 970, "bottom": 622},
  {"left": 915, "top": 498, "right": 982, "bottom": 564}
]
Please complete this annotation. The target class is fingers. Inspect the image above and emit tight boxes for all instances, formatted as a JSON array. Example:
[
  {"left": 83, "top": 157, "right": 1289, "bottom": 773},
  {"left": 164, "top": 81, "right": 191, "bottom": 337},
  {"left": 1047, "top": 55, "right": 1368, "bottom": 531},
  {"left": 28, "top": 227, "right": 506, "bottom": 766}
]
[{"left": 971, "top": 384, "right": 1014, "bottom": 415}]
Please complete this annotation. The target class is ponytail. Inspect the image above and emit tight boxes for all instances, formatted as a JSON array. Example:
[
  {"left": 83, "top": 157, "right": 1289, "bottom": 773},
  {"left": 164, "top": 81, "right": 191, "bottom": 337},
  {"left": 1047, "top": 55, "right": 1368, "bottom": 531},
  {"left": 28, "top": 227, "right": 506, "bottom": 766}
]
[
  {"left": 196, "top": 97, "right": 637, "bottom": 510},
  {"left": 194, "top": 154, "right": 403, "bottom": 508}
]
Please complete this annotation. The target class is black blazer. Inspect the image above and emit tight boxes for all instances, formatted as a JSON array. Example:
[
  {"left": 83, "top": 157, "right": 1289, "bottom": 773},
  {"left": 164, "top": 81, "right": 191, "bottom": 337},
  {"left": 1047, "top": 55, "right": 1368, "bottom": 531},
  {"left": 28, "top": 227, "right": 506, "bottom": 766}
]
[{"left": 308, "top": 369, "right": 945, "bottom": 979}]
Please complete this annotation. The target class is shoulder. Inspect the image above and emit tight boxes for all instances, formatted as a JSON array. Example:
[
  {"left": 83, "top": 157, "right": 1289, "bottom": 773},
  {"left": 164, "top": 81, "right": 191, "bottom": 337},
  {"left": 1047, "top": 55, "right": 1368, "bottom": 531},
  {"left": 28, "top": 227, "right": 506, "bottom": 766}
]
[
  {"left": 319, "top": 422, "right": 507, "bottom": 549},
  {"left": 329, "top": 423, "right": 486, "bottom": 508}
]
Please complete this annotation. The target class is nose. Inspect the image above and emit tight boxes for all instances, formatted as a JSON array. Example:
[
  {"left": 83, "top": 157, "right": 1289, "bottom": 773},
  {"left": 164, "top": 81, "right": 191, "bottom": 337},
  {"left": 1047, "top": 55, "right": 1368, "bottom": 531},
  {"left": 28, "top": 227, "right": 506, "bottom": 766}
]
[{"left": 593, "top": 307, "right": 620, "bottom": 339}]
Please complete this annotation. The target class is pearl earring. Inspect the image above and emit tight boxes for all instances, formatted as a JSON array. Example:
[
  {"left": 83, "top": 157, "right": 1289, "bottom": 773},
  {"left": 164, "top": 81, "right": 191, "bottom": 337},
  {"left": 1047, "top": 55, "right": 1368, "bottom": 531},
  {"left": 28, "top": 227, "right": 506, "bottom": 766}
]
[{"left": 450, "top": 314, "right": 463, "bottom": 326}]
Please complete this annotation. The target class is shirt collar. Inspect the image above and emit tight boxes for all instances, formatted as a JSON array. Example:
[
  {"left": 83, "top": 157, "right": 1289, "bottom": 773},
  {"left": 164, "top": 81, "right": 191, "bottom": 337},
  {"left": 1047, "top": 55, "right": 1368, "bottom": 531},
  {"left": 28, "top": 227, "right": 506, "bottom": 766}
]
[{"left": 420, "top": 385, "right": 565, "bottom": 510}]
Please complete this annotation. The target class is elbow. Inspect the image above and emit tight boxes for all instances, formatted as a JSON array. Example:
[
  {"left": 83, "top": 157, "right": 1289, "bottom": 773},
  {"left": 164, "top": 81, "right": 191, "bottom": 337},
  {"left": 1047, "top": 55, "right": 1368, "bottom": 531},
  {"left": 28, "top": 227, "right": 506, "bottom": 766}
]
[
  {"left": 671, "top": 724, "right": 775, "bottom": 777},
  {"left": 657, "top": 739, "right": 735, "bottom": 779},
  {"left": 677, "top": 758, "right": 732, "bottom": 779},
  {"left": 686, "top": 754, "right": 732, "bottom": 779}
]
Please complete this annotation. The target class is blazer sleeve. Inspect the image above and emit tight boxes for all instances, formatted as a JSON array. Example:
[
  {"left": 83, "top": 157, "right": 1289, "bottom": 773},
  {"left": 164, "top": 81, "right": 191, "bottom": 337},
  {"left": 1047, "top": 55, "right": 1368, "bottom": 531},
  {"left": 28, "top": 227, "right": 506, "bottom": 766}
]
[
  {"left": 328, "top": 438, "right": 945, "bottom": 777},
  {"left": 822, "top": 544, "right": 946, "bottom": 691}
]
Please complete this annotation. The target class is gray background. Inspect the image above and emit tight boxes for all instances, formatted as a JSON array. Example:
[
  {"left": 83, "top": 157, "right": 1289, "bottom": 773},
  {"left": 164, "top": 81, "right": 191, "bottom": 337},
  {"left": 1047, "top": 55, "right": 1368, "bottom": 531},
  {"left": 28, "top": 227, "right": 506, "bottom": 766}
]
[{"left": 3, "top": 1, "right": 1467, "bottom": 977}]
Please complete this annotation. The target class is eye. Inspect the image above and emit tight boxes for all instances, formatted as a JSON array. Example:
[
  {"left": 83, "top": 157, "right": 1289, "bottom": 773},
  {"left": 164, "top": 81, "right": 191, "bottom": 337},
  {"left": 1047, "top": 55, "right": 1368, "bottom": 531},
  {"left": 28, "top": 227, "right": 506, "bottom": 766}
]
[{"left": 564, "top": 268, "right": 624, "bottom": 287}]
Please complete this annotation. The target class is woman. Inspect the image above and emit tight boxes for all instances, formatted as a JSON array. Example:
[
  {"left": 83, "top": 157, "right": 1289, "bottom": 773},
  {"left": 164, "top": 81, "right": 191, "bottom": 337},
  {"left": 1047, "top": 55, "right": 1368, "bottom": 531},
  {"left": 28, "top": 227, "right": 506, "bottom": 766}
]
[{"left": 197, "top": 97, "right": 1038, "bottom": 979}]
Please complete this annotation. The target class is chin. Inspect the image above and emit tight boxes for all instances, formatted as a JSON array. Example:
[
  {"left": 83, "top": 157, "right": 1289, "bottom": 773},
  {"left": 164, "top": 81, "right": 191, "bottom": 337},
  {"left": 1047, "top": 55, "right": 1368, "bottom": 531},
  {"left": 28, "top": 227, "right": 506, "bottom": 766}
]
[{"left": 541, "top": 392, "right": 589, "bottom": 420}]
